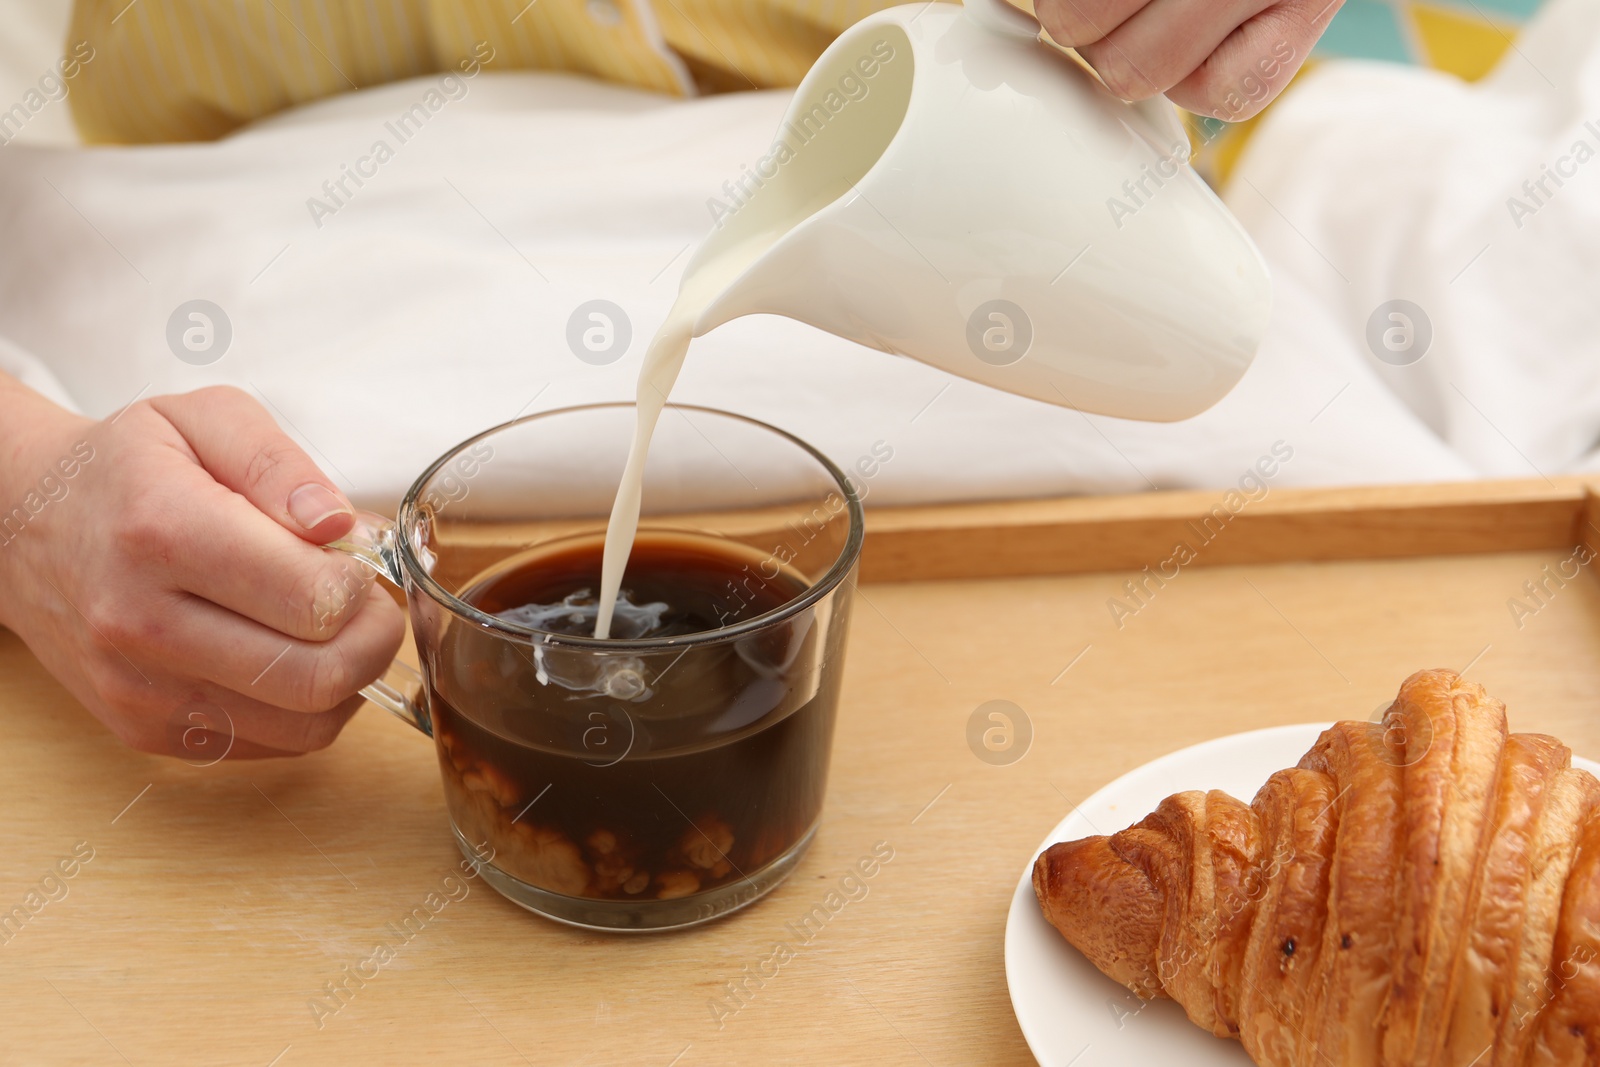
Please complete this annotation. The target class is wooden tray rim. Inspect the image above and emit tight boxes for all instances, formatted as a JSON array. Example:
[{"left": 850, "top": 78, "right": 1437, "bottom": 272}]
[{"left": 858, "top": 476, "right": 1600, "bottom": 583}]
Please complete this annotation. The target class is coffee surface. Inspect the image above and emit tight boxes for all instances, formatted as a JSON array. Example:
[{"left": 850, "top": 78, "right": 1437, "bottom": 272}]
[{"left": 475, "top": 531, "right": 801, "bottom": 640}]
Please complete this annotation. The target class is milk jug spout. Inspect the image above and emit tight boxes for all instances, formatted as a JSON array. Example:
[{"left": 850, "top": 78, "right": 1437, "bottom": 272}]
[{"left": 684, "top": 0, "right": 1272, "bottom": 424}]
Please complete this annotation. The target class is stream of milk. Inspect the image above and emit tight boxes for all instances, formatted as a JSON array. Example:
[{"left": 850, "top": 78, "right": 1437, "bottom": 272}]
[
  {"left": 591, "top": 253, "right": 747, "bottom": 639},
  {"left": 591, "top": 309, "right": 692, "bottom": 639}
]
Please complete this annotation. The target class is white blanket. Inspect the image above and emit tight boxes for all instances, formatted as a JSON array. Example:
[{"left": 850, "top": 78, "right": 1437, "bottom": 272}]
[{"left": 1, "top": 0, "right": 1598, "bottom": 512}]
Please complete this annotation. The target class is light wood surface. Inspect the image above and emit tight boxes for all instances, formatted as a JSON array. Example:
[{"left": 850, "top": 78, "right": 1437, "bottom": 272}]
[{"left": 4, "top": 480, "right": 1600, "bottom": 1066}]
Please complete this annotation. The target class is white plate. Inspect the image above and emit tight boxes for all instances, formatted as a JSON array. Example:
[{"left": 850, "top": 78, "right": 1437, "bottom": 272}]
[{"left": 1004, "top": 723, "right": 1600, "bottom": 1066}]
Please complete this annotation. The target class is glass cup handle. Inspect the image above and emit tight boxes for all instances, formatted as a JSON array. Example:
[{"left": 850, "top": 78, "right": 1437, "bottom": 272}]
[
  {"left": 361, "top": 661, "right": 432, "bottom": 737},
  {"left": 326, "top": 510, "right": 433, "bottom": 738}
]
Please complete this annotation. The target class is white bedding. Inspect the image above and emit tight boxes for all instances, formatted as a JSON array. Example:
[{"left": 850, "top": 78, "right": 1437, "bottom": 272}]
[{"left": 1, "top": 0, "right": 1598, "bottom": 512}]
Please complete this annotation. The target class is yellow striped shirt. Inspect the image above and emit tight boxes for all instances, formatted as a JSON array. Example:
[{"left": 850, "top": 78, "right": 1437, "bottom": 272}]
[{"left": 66, "top": 0, "right": 921, "bottom": 144}]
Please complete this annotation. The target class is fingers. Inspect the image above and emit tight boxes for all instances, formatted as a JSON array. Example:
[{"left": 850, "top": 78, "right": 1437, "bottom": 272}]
[
  {"left": 110, "top": 684, "right": 367, "bottom": 759},
  {"left": 1037, "top": 0, "right": 1334, "bottom": 116},
  {"left": 161, "top": 690, "right": 369, "bottom": 759},
  {"left": 150, "top": 385, "right": 355, "bottom": 544},
  {"left": 1077, "top": 0, "right": 1279, "bottom": 101},
  {"left": 116, "top": 393, "right": 378, "bottom": 640},
  {"left": 201, "top": 583, "right": 405, "bottom": 714},
  {"left": 1036, "top": 0, "right": 1147, "bottom": 48},
  {"left": 144, "top": 479, "right": 380, "bottom": 641},
  {"left": 1167, "top": 0, "right": 1337, "bottom": 120},
  {"left": 92, "top": 581, "right": 405, "bottom": 715}
]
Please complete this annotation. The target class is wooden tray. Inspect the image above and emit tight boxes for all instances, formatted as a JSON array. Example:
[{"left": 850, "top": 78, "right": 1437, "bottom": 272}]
[{"left": 4, "top": 477, "right": 1599, "bottom": 1065}]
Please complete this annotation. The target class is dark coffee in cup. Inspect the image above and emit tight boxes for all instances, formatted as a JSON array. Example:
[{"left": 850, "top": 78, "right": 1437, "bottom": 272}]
[{"left": 430, "top": 530, "right": 844, "bottom": 909}]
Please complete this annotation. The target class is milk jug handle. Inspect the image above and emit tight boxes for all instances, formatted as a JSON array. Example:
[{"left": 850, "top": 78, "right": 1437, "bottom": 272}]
[
  {"left": 964, "top": 0, "right": 1191, "bottom": 160},
  {"left": 963, "top": 0, "right": 1041, "bottom": 38},
  {"left": 1129, "top": 97, "right": 1191, "bottom": 160}
]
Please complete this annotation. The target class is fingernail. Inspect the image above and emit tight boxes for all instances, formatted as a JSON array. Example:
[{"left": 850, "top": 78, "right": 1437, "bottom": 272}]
[{"left": 288, "top": 482, "right": 352, "bottom": 532}]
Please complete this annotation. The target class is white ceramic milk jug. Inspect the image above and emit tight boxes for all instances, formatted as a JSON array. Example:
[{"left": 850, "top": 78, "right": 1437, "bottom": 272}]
[{"left": 683, "top": 0, "right": 1272, "bottom": 422}]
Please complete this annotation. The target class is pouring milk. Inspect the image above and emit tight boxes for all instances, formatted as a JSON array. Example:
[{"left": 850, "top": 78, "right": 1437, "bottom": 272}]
[{"left": 592, "top": 0, "right": 1273, "bottom": 638}]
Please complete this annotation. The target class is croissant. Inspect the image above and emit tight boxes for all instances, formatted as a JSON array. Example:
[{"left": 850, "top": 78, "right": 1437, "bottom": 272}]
[{"left": 1034, "top": 668, "right": 1600, "bottom": 1066}]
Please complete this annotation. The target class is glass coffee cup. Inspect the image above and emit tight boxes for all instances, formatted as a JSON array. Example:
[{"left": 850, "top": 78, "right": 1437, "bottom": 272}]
[{"left": 331, "top": 404, "right": 863, "bottom": 931}]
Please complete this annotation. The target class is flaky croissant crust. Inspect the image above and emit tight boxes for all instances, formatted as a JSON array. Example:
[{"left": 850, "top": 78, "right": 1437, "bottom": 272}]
[{"left": 1035, "top": 668, "right": 1600, "bottom": 1067}]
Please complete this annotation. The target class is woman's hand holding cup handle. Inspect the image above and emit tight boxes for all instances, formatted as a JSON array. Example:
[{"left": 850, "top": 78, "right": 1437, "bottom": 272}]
[{"left": 0, "top": 378, "right": 404, "bottom": 760}]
